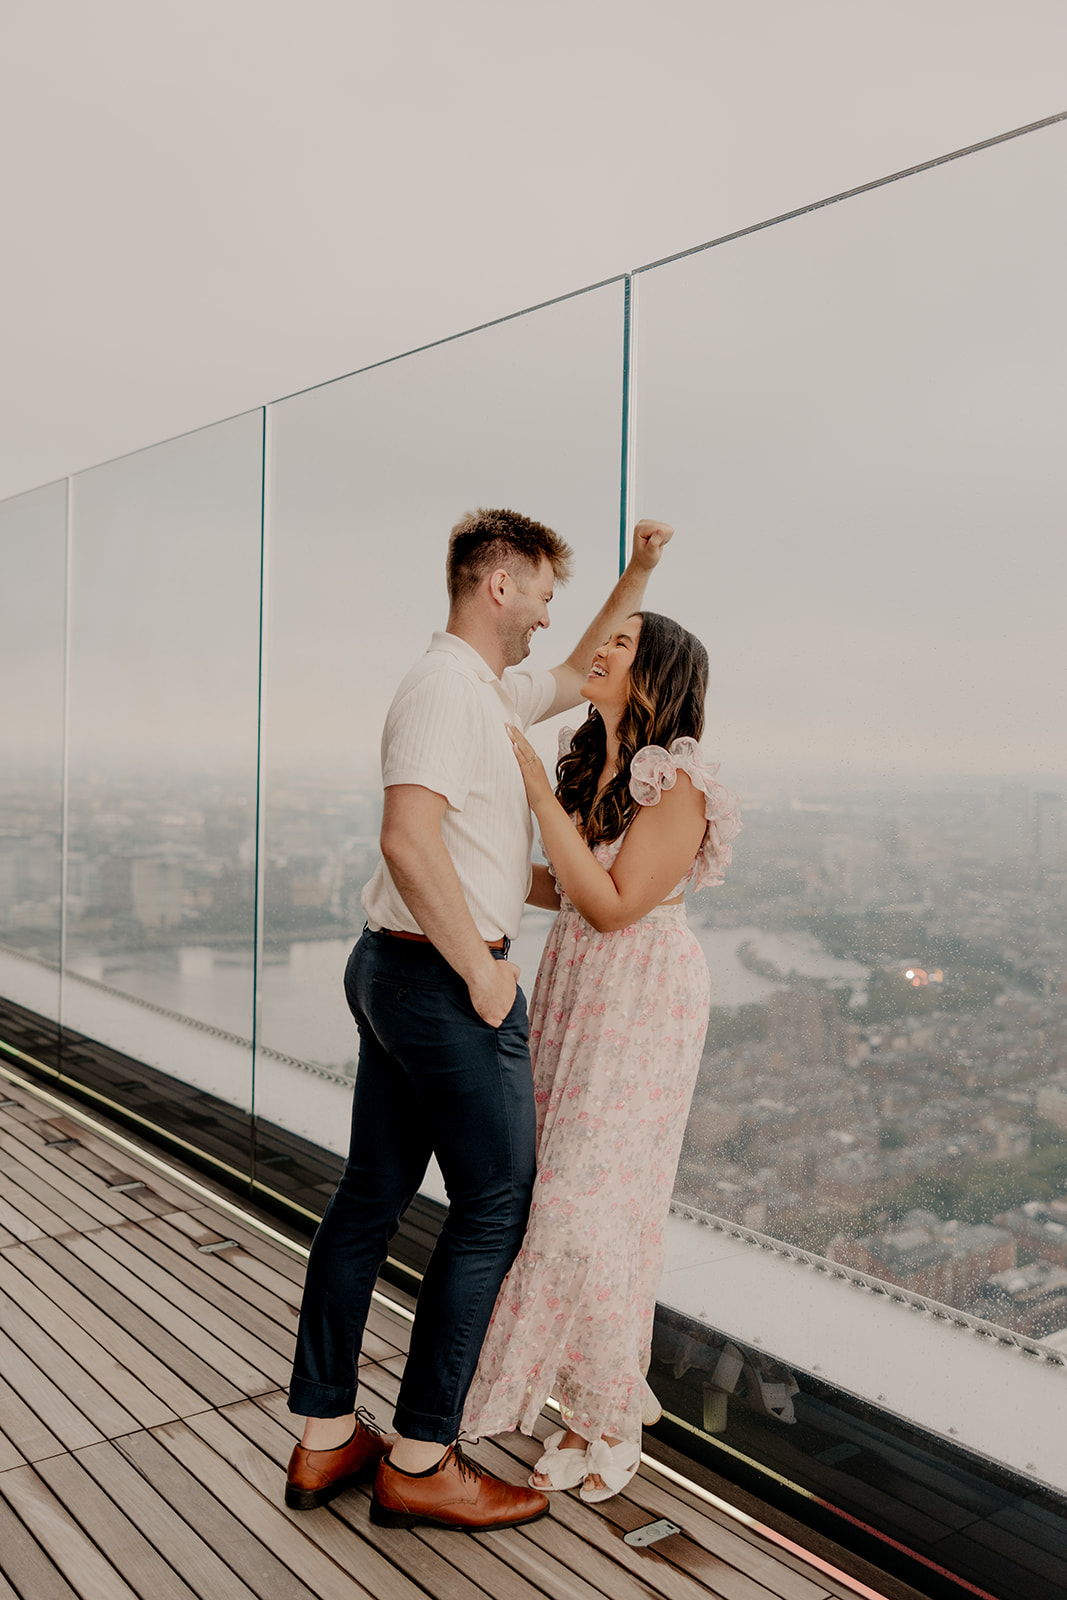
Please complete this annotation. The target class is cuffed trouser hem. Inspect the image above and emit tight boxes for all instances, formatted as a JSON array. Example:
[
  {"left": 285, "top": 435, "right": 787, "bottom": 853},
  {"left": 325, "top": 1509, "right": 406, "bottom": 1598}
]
[
  {"left": 287, "top": 1380, "right": 357, "bottom": 1419},
  {"left": 392, "top": 1402, "right": 463, "bottom": 1445}
]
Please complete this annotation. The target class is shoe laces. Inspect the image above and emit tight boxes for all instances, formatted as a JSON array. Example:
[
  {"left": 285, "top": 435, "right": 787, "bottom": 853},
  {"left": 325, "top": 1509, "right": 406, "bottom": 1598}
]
[
  {"left": 355, "top": 1406, "right": 384, "bottom": 1439},
  {"left": 451, "top": 1435, "right": 487, "bottom": 1484}
]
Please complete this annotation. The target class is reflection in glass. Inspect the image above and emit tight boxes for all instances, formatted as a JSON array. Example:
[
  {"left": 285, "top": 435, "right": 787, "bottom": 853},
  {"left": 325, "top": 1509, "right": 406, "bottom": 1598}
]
[
  {"left": 637, "top": 123, "right": 1067, "bottom": 1336},
  {"left": 259, "top": 285, "right": 625, "bottom": 1152},
  {"left": 0, "top": 480, "right": 68, "bottom": 1025},
  {"left": 62, "top": 413, "right": 264, "bottom": 1124}
]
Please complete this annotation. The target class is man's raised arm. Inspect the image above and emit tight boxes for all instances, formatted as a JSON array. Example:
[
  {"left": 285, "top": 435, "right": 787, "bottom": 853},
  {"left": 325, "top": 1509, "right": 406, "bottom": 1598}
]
[{"left": 540, "top": 519, "right": 674, "bottom": 721}]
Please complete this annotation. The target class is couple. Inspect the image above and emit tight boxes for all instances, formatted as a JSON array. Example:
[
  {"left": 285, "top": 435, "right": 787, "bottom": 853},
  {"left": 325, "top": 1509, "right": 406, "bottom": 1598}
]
[{"left": 285, "top": 507, "right": 740, "bottom": 1529}]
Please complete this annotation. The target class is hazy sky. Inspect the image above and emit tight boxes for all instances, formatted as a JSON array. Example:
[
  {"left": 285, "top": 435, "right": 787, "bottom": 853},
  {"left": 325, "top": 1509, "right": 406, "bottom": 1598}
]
[
  {"left": 3, "top": 2, "right": 1067, "bottom": 501},
  {"left": 3, "top": 4, "right": 1065, "bottom": 786}
]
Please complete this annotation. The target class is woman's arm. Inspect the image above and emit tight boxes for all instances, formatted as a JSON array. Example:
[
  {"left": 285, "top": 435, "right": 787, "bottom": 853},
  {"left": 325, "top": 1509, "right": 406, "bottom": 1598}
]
[
  {"left": 527, "top": 864, "right": 562, "bottom": 910},
  {"left": 507, "top": 726, "right": 706, "bottom": 933}
]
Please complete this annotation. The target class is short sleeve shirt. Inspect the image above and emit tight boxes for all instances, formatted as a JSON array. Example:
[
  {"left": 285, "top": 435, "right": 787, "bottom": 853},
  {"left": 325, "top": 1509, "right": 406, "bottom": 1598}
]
[{"left": 361, "top": 632, "right": 556, "bottom": 940}]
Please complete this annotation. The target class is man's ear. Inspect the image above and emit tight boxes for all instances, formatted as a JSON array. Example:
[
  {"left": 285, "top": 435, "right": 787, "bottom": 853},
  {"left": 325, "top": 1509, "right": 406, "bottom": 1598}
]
[{"left": 486, "top": 567, "right": 511, "bottom": 607}]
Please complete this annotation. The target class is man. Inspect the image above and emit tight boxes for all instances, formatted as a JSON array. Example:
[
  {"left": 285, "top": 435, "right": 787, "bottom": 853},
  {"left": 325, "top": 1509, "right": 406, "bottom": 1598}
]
[{"left": 286, "top": 506, "right": 672, "bottom": 1530}]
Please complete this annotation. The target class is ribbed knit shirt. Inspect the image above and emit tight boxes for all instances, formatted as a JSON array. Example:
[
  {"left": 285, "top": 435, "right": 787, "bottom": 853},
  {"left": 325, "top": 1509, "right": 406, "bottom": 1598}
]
[{"left": 361, "top": 631, "right": 556, "bottom": 941}]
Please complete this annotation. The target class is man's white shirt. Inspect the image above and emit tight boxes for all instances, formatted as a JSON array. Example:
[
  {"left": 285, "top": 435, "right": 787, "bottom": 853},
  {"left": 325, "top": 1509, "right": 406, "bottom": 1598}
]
[{"left": 361, "top": 632, "right": 555, "bottom": 941}]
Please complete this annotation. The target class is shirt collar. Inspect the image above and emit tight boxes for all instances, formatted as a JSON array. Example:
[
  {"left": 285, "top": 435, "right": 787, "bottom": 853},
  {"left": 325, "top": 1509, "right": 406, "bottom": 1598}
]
[{"left": 428, "top": 630, "right": 500, "bottom": 684}]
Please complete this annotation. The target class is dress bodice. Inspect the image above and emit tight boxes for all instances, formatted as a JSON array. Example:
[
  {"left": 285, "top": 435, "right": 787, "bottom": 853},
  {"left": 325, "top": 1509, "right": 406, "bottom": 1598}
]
[{"left": 550, "top": 733, "right": 742, "bottom": 906}]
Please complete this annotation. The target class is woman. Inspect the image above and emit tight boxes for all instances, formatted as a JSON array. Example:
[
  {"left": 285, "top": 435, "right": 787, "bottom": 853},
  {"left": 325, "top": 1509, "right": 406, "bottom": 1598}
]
[{"left": 462, "top": 610, "right": 741, "bottom": 1501}]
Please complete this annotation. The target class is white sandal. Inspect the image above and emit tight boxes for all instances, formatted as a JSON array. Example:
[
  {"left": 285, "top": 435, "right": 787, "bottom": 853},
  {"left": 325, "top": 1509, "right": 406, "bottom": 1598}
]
[
  {"left": 528, "top": 1429, "right": 590, "bottom": 1491},
  {"left": 579, "top": 1436, "right": 642, "bottom": 1503}
]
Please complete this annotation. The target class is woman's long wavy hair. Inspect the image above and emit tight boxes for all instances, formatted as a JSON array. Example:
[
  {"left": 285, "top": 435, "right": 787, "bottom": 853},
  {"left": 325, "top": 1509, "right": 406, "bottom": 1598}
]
[{"left": 556, "top": 611, "right": 708, "bottom": 846}]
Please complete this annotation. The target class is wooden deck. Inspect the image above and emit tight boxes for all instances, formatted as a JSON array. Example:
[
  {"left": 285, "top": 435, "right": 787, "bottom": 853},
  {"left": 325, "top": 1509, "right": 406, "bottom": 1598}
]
[{"left": 0, "top": 1071, "right": 919, "bottom": 1600}]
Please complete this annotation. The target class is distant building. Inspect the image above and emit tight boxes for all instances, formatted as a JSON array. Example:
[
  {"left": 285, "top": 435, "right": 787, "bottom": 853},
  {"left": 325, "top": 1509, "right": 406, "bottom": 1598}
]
[
  {"left": 979, "top": 1259, "right": 1067, "bottom": 1340},
  {"left": 1036, "top": 1076, "right": 1067, "bottom": 1132},
  {"left": 994, "top": 1200, "right": 1067, "bottom": 1269},
  {"left": 828, "top": 1208, "right": 1015, "bottom": 1304}
]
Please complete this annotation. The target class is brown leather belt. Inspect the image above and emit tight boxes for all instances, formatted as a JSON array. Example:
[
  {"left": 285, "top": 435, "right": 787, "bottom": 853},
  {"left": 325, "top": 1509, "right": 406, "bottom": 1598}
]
[{"left": 383, "top": 929, "right": 509, "bottom": 951}]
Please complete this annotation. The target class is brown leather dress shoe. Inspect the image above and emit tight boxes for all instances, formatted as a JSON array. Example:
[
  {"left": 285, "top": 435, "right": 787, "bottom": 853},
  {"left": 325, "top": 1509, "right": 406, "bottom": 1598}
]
[
  {"left": 371, "top": 1441, "right": 549, "bottom": 1530},
  {"left": 285, "top": 1411, "right": 389, "bottom": 1509}
]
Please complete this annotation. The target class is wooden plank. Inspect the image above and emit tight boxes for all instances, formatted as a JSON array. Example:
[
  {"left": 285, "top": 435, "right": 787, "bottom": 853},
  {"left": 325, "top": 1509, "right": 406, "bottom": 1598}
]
[
  {"left": 86, "top": 1224, "right": 292, "bottom": 1387},
  {"left": 332, "top": 1492, "right": 504, "bottom": 1600},
  {"left": 418, "top": 1524, "right": 558, "bottom": 1600},
  {"left": 604, "top": 1459, "right": 880, "bottom": 1600},
  {"left": 0, "top": 1464, "right": 141, "bottom": 1600},
  {"left": 475, "top": 1433, "right": 786, "bottom": 1600},
  {"left": 366, "top": 1367, "right": 833, "bottom": 1600},
  {"left": 118, "top": 1217, "right": 299, "bottom": 1354},
  {"left": 0, "top": 1422, "right": 26, "bottom": 1472},
  {"left": 0, "top": 1369, "right": 66, "bottom": 1463},
  {"left": 187, "top": 1405, "right": 423, "bottom": 1600},
  {"left": 0, "top": 1488, "right": 79, "bottom": 1600},
  {"left": 34, "top": 1452, "right": 202, "bottom": 1600},
  {"left": 40, "top": 1116, "right": 207, "bottom": 1210},
  {"left": 8, "top": 1240, "right": 207, "bottom": 1418},
  {"left": 0, "top": 1274, "right": 140, "bottom": 1438},
  {"left": 186, "top": 1206, "right": 310, "bottom": 1283},
  {"left": 164, "top": 1212, "right": 309, "bottom": 1310},
  {"left": 520, "top": 1486, "right": 735, "bottom": 1600},
  {"left": 53, "top": 1232, "right": 269, "bottom": 1399},
  {"left": 0, "top": 1167, "right": 69, "bottom": 1236},
  {"left": 26, "top": 1236, "right": 244, "bottom": 1410},
  {"left": 613, "top": 1473, "right": 834, "bottom": 1600},
  {"left": 0, "top": 1327, "right": 103, "bottom": 1452},
  {"left": 0, "top": 1252, "right": 176, "bottom": 1430},
  {"left": 117, "top": 1428, "right": 319, "bottom": 1600},
  {"left": 482, "top": 1517, "right": 634, "bottom": 1600},
  {"left": 248, "top": 1391, "right": 530, "bottom": 1600},
  {"left": 0, "top": 1154, "right": 103, "bottom": 1232},
  {"left": 137, "top": 1213, "right": 303, "bottom": 1336},
  {"left": 0, "top": 1125, "right": 144, "bottom": 1224},
  {"left": 218, "top": 1397, "right": 431, "bottom": 1600},
  {"left": 76, "top": 1439, "right": 264, "bottom": 1600},
  {"left": 145, "top": 1419, "right": 373, "bottom": 1600}
]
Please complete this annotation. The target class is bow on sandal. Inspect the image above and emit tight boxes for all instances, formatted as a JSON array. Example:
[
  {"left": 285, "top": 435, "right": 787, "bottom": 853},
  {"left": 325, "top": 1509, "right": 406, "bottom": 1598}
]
[
  {"left": 579, "top": 1436, "right": 642, "bottom": 1503},
  {"left": 528, "top": 1429, "right": 590, "bottom": 1491}
]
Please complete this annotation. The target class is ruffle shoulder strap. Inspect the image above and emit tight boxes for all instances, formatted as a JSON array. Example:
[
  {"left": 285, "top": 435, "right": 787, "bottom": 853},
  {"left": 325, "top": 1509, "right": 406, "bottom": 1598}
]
[{"left": 629, "top": 737, "right": 742, "bottom": 888}]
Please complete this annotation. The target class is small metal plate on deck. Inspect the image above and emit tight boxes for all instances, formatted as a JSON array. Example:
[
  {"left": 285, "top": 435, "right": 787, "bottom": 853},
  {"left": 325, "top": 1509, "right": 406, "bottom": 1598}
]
[
  {"left": 197, "top": 1239, "right": 239, "bottom": 1253},
  {"left": 108, "top": 1180, "right": 147, "bottom": 1193},
  {"left": 624, "top": 1518, "right": 681, "bottom": 1547}
]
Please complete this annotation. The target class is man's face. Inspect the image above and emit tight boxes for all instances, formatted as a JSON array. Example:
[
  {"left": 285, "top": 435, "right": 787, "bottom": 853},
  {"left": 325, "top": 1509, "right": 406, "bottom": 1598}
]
[{"left": 500, "top": 556, "right": 555, "bottom": 665}]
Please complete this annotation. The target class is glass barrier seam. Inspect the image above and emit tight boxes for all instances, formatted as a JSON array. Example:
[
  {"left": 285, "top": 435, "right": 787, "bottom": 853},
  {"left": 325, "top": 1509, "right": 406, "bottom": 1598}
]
[
  {"left": 631, "top": 106, "right": 1067, "bottom": 277},
  {"left": 669, "top": 1203, "right": 1067, "bottom": 1367},
  {"left": 618, "top": 273, "right": 638, "bottom": 574},
  {"left": 250, "top": 403, "right": 271, "bottom": 1188},
  {"left": 57, "top": 475, "right": 73, "bottom": 1035}
]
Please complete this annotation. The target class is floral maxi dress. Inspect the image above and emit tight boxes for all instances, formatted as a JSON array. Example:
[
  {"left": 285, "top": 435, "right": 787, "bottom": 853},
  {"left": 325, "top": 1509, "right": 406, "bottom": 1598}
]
[{"left": 462, "top": 736, "right": 742, "bottom": 1449}]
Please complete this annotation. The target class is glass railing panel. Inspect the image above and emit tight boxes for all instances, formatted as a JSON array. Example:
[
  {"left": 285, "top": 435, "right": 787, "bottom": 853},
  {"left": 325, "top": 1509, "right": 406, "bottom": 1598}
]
[
  {"left": 634, "top": 119, "right": 1067, "bottom": 1336},
  {"left": 259, "top": 284, "right": 625, "bottom": 1170},
  {"left": 62, "top": 413, "right": 264, "bottom": 1160},
  {"left": 0, "top": 480, "right": 68, "bottom": 1032}
]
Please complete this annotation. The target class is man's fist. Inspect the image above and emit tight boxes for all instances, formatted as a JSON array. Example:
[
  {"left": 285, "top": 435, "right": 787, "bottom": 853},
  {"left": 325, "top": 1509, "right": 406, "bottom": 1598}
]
[{"left": 631, "top": 519, "right": 674, "bottom": 569}]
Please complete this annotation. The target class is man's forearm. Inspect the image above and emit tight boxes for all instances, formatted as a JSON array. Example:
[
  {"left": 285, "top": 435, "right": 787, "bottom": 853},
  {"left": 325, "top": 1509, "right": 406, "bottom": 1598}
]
[{"left": 384, "top": 832, "right": 497, "bottom": 983}]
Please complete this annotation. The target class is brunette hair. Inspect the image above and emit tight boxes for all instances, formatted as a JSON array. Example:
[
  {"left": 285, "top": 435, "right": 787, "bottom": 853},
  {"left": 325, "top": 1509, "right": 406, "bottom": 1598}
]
[
  {"left": 556, "top": 611, "right": 708, "bottom": 846},
  {"left": 446, "top": 507, "right": 573, "bottom": 604}
]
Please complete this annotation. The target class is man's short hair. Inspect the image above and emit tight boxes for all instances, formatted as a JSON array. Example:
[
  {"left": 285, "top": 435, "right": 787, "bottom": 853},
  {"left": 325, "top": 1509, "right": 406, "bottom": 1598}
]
[{"left": 446, "top": 508, "right": 573, "bottom": 604}]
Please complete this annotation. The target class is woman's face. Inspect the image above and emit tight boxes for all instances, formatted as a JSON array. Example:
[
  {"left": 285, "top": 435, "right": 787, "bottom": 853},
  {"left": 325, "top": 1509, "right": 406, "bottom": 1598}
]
[{"left": 582, "top": 615, "right": 642, "bottom": 718}]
